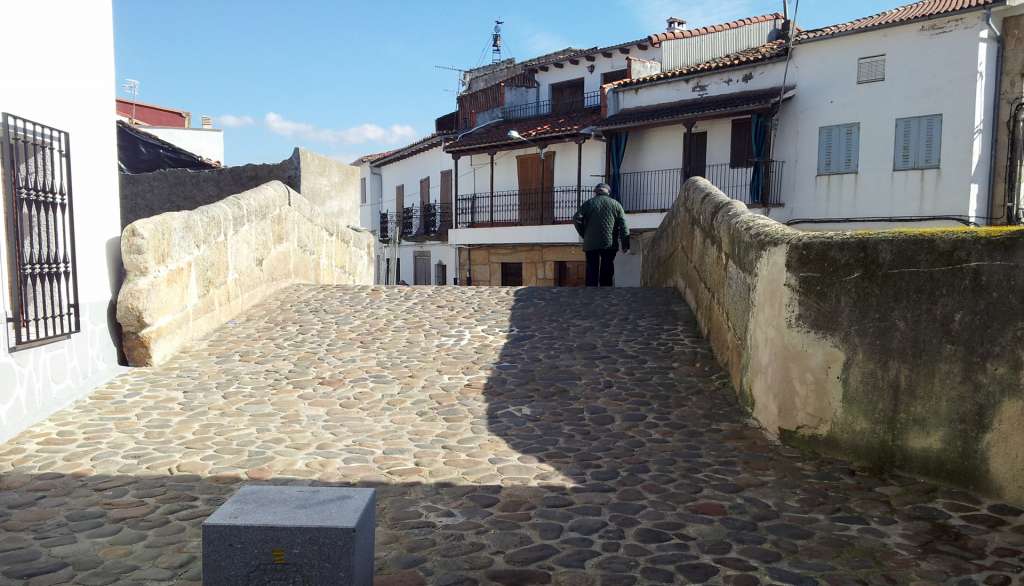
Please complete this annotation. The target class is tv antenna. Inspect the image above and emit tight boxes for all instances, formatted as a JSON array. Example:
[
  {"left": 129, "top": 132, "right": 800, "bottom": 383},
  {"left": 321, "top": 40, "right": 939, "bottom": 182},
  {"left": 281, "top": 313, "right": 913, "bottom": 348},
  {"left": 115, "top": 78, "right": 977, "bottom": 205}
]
[
  {"left": 492, "top": 20, "right": 504, "bottom": 63},
  {"left": 434, "top": 64, "right": 468, "bottom": 94},
  {"left": 121, "top": 78, "right": 140, "bottom": 124}
]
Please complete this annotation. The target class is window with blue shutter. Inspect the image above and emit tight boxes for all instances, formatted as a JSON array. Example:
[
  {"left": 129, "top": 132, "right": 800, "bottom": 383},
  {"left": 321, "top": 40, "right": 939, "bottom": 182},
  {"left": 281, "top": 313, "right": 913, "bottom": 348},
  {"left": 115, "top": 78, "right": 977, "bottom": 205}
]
[
  {"left": 818, "top": 123, "right": 860, "bottom": 175},
  {"left": 894, "top": 114, "right": 942, "bottom": 171}
]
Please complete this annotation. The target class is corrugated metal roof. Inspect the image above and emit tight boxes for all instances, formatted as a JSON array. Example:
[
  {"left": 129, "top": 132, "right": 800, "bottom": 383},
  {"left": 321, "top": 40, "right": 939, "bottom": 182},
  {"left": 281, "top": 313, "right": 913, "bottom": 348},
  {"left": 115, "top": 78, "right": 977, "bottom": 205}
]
[{"left": 649, "top": 13, "right": 785, "bottom": 46}]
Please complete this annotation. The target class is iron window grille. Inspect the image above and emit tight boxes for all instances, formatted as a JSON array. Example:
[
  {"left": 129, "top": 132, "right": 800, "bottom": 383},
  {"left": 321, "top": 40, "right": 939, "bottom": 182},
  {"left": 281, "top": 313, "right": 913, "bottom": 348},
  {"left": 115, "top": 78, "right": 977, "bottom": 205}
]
[
  {"left": 857, "top": 55, "right": 886, "bottom": 84},
  {"left": 1, "top": 113, "right": 80, "bottom": 350}
]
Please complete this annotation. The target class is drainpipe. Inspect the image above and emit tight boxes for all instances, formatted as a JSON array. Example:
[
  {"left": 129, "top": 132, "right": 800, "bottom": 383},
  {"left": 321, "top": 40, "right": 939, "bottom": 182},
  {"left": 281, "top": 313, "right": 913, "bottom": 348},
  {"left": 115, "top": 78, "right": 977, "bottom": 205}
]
[{"left": 985, "top": 7, "right": 1006, "bottom": 223}]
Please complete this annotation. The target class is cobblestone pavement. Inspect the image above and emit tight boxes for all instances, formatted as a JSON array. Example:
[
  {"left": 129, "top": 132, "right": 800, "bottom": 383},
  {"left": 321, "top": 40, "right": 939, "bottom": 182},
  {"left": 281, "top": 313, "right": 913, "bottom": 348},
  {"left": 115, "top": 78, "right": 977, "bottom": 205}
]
[{"left": 1, "top": 285, "right": 1023, "bottom": 585}]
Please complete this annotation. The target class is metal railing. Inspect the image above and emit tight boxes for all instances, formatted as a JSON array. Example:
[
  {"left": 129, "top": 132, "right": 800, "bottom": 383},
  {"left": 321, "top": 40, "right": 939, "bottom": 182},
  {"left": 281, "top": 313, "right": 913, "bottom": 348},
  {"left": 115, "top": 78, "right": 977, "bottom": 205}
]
[
  {"left": 379, "top": 203, "right": 453, "bottom": 243},
  {"left": 456, "top": 186, "right": 595, "bottom": 228},
  {"left": 501, "top": 91, "right": 601, "bottom": 121},
  {"left": 1, "top": 113, "right": 80, "bottom": 350},
  {"left": 615, "top": 161, "right": 785, "bottom": 212}
]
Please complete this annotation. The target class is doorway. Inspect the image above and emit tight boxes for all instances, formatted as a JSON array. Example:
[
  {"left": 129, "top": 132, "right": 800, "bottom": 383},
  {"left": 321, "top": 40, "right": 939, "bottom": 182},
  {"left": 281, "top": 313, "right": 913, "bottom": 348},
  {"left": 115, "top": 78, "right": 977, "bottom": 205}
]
[
  {"left": 516, "top": 152, "right": 555, "bottom": 226},
  {"left": 684, "top": 131, "right": 707, "bottom": 179},
  {"left": 501, "top": 262, "right": 524, "bottom": 286},
  {"left": 413, "top": 251, "right": 431, "bottom": 285}
]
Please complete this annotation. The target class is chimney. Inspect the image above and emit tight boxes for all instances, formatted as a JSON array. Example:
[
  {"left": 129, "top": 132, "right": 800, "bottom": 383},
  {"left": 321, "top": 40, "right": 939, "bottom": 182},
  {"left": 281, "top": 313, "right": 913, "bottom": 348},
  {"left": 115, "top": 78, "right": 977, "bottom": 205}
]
[
  {"left": 201, "top": 115, "right": 213, "bottom": 129},
  {"left": 666, "top": 17, "right": 687, "bottom": 32}
]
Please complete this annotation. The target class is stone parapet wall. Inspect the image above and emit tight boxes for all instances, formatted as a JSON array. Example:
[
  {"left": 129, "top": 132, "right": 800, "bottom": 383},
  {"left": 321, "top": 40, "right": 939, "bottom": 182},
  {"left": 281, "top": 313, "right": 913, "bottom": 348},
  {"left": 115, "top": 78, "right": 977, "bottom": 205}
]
[
  {"left": 644, "top": 177, "right": 1024, "bottom": 503},
  {"left": 117, "top": 181, "right": 374, "bottom": 367},
  {"left": 119, "top": 147, "right": 360, "bottom": 229}
]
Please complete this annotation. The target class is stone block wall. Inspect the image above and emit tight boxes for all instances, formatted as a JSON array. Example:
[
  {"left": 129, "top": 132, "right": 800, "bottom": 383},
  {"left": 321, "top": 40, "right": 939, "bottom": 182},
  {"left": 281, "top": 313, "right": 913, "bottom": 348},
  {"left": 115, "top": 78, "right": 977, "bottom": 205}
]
[
  {"left": 119, "top": 147, "right": 360, "bottom": 229},
  {"left": 117, "top": 181, "right": 374, "bottom": 367},
  {"left": 644, "top": 177, "right": 1024, "bottom": 504},
  {"left": 458, "top": 245, "right": 585, "bottom": 286}
]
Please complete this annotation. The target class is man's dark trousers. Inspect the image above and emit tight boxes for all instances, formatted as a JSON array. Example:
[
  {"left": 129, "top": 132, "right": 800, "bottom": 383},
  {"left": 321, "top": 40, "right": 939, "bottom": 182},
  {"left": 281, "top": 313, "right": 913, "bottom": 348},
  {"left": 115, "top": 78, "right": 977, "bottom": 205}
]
[{"left": 585, "top": 248, "right": 617, "bottom": 287}]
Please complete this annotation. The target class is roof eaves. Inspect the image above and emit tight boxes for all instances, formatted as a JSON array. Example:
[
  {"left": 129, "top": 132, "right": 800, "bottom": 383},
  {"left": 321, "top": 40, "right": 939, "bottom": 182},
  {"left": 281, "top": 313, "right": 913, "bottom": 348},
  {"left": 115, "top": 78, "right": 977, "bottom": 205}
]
[
  {"left": 372, "top": 133, "right": 452, "bottom": 167},
  {"left": 795, "top": 0, "right": 1003, "bottom": 44}
]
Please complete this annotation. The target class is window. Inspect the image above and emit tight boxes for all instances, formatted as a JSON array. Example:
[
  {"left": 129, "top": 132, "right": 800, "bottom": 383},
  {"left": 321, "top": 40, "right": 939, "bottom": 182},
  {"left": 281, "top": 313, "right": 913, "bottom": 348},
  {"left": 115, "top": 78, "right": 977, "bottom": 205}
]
[
  {"left": 1, "top": 113, "right": 80, "bottom": 349},
  {"left": 360, "top": 177, "right": 367, "bottom": 204},
  {"left": 818, "top": 123, "right": 860, "bottom": 175},
  {"left": 894, "top": 114, "right": 942, "bottom": 171},
  {"left": 730, "top": 117, "right": 754, "bottom": 168},
  {"left": 501, "top": 262, "right": 523, "bottom": 286},
  {"left": 857, "top": 55, "right": 886, "bottom": 84},
  {"left": 601, "top": 69, "right": 629, "bottom": 85}
]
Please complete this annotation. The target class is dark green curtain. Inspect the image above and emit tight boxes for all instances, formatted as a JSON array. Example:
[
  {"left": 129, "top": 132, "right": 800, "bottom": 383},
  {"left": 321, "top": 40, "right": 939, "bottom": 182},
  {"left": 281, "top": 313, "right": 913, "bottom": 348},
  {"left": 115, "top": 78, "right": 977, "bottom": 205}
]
[
  {"left": 609, "top": 132, "right": 629, "bottom": 202},
  {"left": 749, "top": 114, "right": 771, "bottom": 203}
]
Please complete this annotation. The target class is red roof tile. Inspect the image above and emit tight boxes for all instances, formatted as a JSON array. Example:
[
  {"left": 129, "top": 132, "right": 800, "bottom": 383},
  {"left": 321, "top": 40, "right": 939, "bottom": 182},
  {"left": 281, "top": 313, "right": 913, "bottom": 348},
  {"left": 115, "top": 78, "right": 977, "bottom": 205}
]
[
  {"left": 445, "top": 110, "right": 604, "bottom": 152},
  {"left": 649, "top": 13, "right": 784, "bottom": 46},
  {"left": 797, "top": 0, "right": 999, "bottom": 41},
  {"left": 373, "top": 132, "right": 453, "bottom": 167},
  {"left": 609, "top": 41, "right": 788, "bottom": 89},
  {"left": 351, "top": 150, "right": 396, "bottom": 165}
]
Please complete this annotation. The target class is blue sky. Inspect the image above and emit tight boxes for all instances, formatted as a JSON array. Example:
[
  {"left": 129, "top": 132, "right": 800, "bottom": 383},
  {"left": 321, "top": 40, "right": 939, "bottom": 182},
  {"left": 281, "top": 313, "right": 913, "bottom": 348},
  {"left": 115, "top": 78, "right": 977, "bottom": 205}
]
[{"left": 114, "top": 0, "right": 908, "bottom": 166}]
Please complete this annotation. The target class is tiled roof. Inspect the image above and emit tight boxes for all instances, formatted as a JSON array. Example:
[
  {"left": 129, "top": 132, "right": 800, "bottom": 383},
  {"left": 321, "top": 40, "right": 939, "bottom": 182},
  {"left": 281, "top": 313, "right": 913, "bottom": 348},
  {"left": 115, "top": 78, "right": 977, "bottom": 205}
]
[
  {"left": 797, "top": 0, "right": 999, "bottom": 41},
  {"left": 648, "top": 13, "right": 784, "bottom": 46},
  {"left": 445, "top": 110, "right": 604, "bottom": 152},
  {"left": 373, "top": 132, "right": 454, "bottom": 167},
  {"left": 609, "top": 41, "right": 788, "bottom": 89},
  {"left": 597, "top": 87, "right": 794, "bottom": 130},
  {"left": 351, "top": 150, "right": 396, "bottom": 166}
]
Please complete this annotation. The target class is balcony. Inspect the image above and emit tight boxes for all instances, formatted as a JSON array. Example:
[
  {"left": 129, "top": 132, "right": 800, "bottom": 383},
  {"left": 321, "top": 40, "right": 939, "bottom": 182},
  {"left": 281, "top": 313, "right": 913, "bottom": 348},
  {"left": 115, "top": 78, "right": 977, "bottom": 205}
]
[
  {"left": 379, "top": 203, "right": 453, "bottom": 243},
  {"left": 452, "top": 161, "right": 784, "bottom": 229},
  {"left": 501, "top": 91, "right": 601, "bottom": 121},
  {"left": 618, "top": 161, "right": 785, "bottom": 212}
]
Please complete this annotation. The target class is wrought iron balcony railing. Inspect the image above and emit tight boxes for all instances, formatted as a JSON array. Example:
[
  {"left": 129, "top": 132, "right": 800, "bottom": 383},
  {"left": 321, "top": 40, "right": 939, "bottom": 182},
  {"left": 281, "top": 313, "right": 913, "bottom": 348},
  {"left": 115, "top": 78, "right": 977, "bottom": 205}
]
[
  {"left": 456, "top": 186, "right": 595, "bottom": 228},
  {"left": 379, "top": 203, "right": 453, "bottom": 243},
  {"left": 615, "top": 161, "right": 785, "bottom": 212},
  {"left": 501, "top": 91, "right": 601, "bottom": 121},
  {"left": 449, "top": 161, "right": 784, "bottom": 230}
]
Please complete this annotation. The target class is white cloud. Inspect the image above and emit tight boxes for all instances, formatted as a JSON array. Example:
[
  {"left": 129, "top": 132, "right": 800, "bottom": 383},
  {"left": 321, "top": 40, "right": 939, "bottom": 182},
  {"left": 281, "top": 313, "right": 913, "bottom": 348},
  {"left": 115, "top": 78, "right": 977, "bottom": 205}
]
[
  {"left": 217, "top": 114, "right": 255, "bottom": 128},
  {"left": 622, "top": 0, "right": 767, "bottom": 32},
  {"left": 263, "top": 112, "right": 417, "bottom": 146}
]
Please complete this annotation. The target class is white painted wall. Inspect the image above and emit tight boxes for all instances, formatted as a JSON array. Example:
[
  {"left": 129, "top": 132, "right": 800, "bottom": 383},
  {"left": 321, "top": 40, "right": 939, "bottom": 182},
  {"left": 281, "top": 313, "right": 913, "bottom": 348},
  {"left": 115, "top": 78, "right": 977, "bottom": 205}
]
[
  {"left": 380, "top": 145, "right": 454, "bottom": 213},
  {"left": 772, "top": 11, "right": 998, "bottom": 223},
  {"left": 610, "top": 11, "right": 1002, "bottom": 225},
  {"left": 142, "top": 126, "right": 224, "bottom": 164},
  {"left": 395, "top": 242, "right": 457, "bottom": 286},
  {"left": 534, "top": 46, "right": 662, "bottom": 99},
  {"left": 0, "top": 0, "right": 124, "bottom": 442}
]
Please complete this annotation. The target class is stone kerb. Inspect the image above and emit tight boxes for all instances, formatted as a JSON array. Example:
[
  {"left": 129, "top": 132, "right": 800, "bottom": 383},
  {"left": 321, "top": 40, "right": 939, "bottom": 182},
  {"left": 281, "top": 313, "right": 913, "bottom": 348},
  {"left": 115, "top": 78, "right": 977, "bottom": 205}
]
[{"left": 117, "top": 180, "right": 374, "bottom": 367}]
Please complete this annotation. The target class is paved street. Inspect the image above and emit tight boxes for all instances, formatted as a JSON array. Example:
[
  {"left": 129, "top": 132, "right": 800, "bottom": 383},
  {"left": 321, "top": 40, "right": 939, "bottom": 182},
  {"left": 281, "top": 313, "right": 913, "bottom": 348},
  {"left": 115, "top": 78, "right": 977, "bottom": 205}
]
[{"left": 1, "top": 284, "right": 1022, "bottom": 585}]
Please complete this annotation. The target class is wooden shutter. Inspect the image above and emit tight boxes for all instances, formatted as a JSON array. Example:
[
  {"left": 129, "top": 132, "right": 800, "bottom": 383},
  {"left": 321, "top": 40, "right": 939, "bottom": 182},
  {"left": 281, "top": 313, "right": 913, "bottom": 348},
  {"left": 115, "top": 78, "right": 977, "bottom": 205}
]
[
  {"left": 841, "top": 123, "right": 859, "bottom": 173},
  {"left": 894, "top": 118, "right": 915, "bottom": 171},
  {"left": 819, "top": 123, "right": 859, "bottom": 174},
  {"left": 818, "top": 126, "right": 836, "bottom": 175},
  {"left": 730, "top": 117, "right": 753, "bottom": 168},
  {"left": 920, "top": 114, "right": 942, "bottom": 169},
  {"left": 360, "top": 177, "right": 367, "bottom": 204},
  {"left": 419, "top": 177, "right": 430, "bottom": 207},
  {"left": 440, "top": 170, "right": 452, "bottom": 206},
  {"left": 395, "top": 184, "right": 404, "bottom": 212}
]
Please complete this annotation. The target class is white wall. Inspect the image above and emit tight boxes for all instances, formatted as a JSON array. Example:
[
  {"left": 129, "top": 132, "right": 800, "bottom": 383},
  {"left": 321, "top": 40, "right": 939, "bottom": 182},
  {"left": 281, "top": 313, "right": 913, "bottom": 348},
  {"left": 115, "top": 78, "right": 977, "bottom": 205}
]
[
  {"left": 142, "top": 126, "right": 224, "bottom": 164},
  {"left": 773, "top": 11, "right": 996, "bottom": 223},
  {"left": 394, "top": 242, "right": 457, "bottom": 286},
  {"left": 379, "top": 145, "right": 453, "bottom": 213},
  {"left": 535, "top": 46, "right": 662, "bottom": 99},
  {"left": 0, "top": 0, "right": 124, "bottom": 442},
  {"left": 611, "top": 11, "right": 1000, "bottom": 225}
]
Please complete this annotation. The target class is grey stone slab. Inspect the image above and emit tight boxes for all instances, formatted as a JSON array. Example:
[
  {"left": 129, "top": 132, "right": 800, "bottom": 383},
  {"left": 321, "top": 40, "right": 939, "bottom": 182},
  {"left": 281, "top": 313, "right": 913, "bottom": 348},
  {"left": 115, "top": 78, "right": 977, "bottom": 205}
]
[{"left": 203, "top": 485, "right": 375, "bottom": 585}]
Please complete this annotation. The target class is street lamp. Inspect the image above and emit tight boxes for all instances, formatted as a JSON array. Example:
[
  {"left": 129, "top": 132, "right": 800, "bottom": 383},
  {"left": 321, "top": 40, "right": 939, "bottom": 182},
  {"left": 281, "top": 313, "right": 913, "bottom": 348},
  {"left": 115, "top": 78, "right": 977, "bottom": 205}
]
[{"left": 507, "top": 130, "right": 546, "bottom": 159}]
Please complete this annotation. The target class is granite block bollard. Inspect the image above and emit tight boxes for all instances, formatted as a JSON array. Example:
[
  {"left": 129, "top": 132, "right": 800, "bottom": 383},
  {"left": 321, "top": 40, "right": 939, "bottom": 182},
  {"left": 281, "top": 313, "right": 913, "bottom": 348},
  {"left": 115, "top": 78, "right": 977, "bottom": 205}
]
[{"left": 202, "top": 486, "right": 375, "bottom": 585}]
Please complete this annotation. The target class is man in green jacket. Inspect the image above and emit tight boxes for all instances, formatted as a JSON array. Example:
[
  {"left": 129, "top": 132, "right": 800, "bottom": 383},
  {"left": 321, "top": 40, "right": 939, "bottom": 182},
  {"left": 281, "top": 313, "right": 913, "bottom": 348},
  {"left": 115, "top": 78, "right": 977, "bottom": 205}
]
[{"left": 573, "top": 183, "right": 630, "bottom": 287}]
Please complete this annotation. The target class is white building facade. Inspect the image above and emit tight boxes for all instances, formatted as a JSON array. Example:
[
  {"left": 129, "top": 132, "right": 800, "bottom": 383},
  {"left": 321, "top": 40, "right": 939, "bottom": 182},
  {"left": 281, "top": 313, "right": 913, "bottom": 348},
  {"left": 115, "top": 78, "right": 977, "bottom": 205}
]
[{"left": 0, "top": 0, "right": 126, "bottom": 442}]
